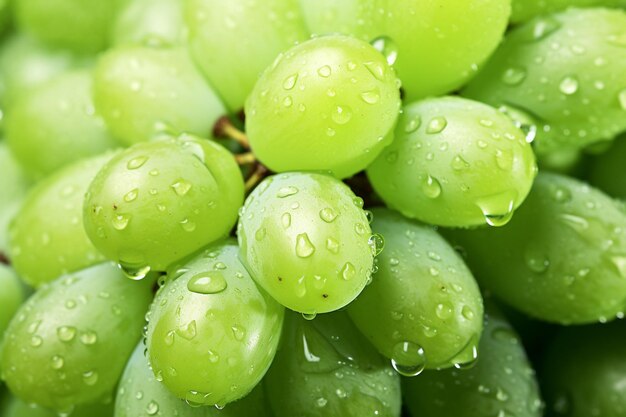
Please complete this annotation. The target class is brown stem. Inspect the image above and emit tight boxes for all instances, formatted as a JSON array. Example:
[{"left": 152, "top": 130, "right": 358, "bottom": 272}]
[
  {"left": 235, "top": 152, "right": 256, "bottom": 166},
  {"left": 245, "top": 164, "right": 268, "bottom": 192},
  {"left": 0, "top": 252, "right": 9, "bottom": 265},
  {"left": 213, "top": 115, "right": 249, "bottom": 149}
]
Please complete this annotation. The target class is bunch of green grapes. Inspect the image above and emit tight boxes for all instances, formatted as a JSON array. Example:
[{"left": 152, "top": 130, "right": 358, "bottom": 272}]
[{"left": 1, "top": 1, "right": 626, "bottom": 416}]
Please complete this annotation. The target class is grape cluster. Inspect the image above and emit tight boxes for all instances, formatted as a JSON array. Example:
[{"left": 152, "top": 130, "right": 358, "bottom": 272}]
[{"left": 0, "top": 1, "right": 625, "bottom": 417}]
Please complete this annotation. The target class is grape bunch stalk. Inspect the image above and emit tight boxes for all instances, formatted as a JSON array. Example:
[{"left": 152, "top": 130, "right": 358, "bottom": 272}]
[{"left": 0, "top": 1, "right": 625, "bottom": 417}]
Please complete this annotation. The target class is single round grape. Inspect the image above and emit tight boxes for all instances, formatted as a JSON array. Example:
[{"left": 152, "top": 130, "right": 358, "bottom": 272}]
[
  {"left": 0, "top": 263, "right": 154, "bottom": 411},
  {"left": 463, "top": 8, "right": 626, "bottom": 157},
  {"left": 6, "top": 69, "right": 118, "bottom": 179},
  {"left": 117, "top": 342, "right": 272, "bottom": 417},
  {"left": 14, "top": 0, "right": 126, "bottom": 53},
  {"left": 185, "top": 0, "right": 309, "bottom": 110},
  {"left": 1, "top": 395, "right": 113, "bottom": 417},
  {"left": 93, "top": 46, "right": 225, "bottom": 146},
  {"left": 112, "top": 0, "right": 186, "bottom": 47},
  {"left": 367, "top": 96, "right": 537, "bottom": 227},
  {"left": 299, "top": 0, "right": 511, "bottom": 100},
  {"left": 445, "top": 172, "right": 626, "bottom": 324},
  {"left": 265, "top": 311, "right": 401, "bottom": 417},
  {"left": 238, "top": 172, "right": 375, "bottom": 314},
  {"left": 588, "top": 134, "right": 626, "bottom": 199},
  {"left": 84, "top": 135, "right": 243, "bottom": 274},
  {"left": 246, "top": 35, "right": 401, "bottom": 179},
  {"left": 511, "top": 0, "right": 626, "bottom": 23},
  {"left": 0, "top": 34, "right": 80, "bottom": 109},
  {"left": 0, "top": 265, "right": 24, "bottom": 340},
  {"left": 0, "top": 143, "right": 30, "bottom": 253},
  {"left": 347, "top": 208, "right": 483, "bottom": 373},
  {"left": 403, "top": 303, "right": 542, "bottom": 417},
  {"left": 10, "top": 152, "right": 114, "bottom": 287},
  {"left": 541, "top": 321, "right": 626, "bottom": 417},
  {"left": 147, "top": 239, "right": 283, "bottom": 407}
]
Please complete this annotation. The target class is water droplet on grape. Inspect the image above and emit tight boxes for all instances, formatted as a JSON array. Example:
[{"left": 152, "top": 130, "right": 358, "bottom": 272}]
[
  {"left": 127, "top": 156, "right": 148, "bottom": 170},
  {"left": 171, "top": 179, "right": 192, "bottom": 196},
  {"left": 283, "top": 74, "right": 298, "bottom": 90},
  {"left": 371, "top": 36, "right": 398, "bottom": 65},
  {"left": 559, "top": 76, "right": 579, "bottom": 95},
  {"left": 341, "top": 262, "right": 356, "bottom": 280},
  {"left": 391, "top": 341, "right": 426, "bottom": 377},
  {"left": 296, "top": 233, "right": 315, "bottom": 258},
  {"left": 332, "top": 105, "right": 352, "bottom": 125},
  {"left": 187, "top": 271, "right": 228, "bottom": 294},
  {"left": 277, "top": 186, "right": 299, "bottom": 198},
  {"left": 360, "top": 89, "right": 380, "bottom": 104},
  {"left": 317, "top": 65, "right": 331, "bottom": 77},
  {"left": 501, "top": 67, "right": 526, "bottom": 85},
  {"left": 57, "top": 326, "right": 76, "bottom": 342},
  {"left": 426, "top": 116, "right": 447, "bottom": 134},
  {"left": 421, "top": 175, "right": 442, "bottom": 199}
]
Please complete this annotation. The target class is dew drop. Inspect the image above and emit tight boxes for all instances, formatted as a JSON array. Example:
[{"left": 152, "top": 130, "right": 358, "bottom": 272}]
[
  {"left": 80, "top": 331, "right": 97, "bottom": 345},
  {"left": 524, "top": 249, "right": 550, "bottom": 273},
  {"left": 332, "top": 105, "right": 352, "bottom": 125},
  {"left": 476, "top": 190, "right": 517, "bottom": 227},
  {"left": 341, "top": 262, "right": 356, "bottom": 281},
  {"left": 231, "top": 326, "right": 245, "bottom": 341},
  {"left": 112, "top": 214, "right": 130, "bottom": 230},
  {"left": 146, "top": 401, "right": 159, "bottom": 415},
  {"left": 277, "top": 186, "right": 298, "bottom": 198},
  {"left": 187, "top": 271, "right": 227, "bottom": 294},
  {"left": 302, "top": 312, "right": 317, "bottom": 320},
  {"left": 127, "top": 156, "right": 148, "bottom": 170},
  {"left": 426, "top": 116, "right": 447, "bottom": 134},
  {"left": 319, "top": 207, "right": 338, "bottom": 223},
  {"left": 391, "top": 341, "right": 426, "bottom": 377},
  {"left": 326, "top": 237, "right": 340, "bottom": 254},
  {"left": 421, "top": 175, "right": 442, "bottom": 199},
  {"left": 296, "top": 233, "right": 315, "bottom": 258},
  {"left": 364, "top": 61, "right": 385, "bottom": 80},
  {"left": 57, "top": 326, "right": 77, "bottom": 342},
  {"left": 281, "top": 212, "right": 291, "bottom": 228},
  {"left": 119, "top": 263, "right": 151, "bottom": 281},
  {"left": 361, "top": 89, "right": 380, "bottom": 104},
  {"left": 317, "top": 65, "right": 331, "bottom": 77},
  {"left": 371, "top": 36, "right": 398, "bottom": 65},
  {"left": 405, "top": 115, "right": 421, "bottom": 133},
  {"left": 369, "top": 233, "right": 385, "bottom": 256},
  {"left": 171, "top": 179, "right": 192, "bottom": 196},
  {"left": 124, "top": 188, "right": 138, "bottom": 202},
  {"left": 176, "top": 321, "right": 197, "bottom": 340},
  {"left": 83, "top": 370, "right": 98, "bottom": 386},
  {"left": 451, "top": 155, "right": 470, "bottom": 171},
  {"left": 30, "top": 335, "right": 43, "bottom": 347},
  {"left": 51, "top": 355, "right": 64, "bottom": 370},
  {"left": 501, "top": 67, "right": 526, "bottom": 85},
  {"left": 559, "top": 76, "right": 579, "bottom": 95},
  {"left": 283, "top": 74, "right": 298, "bottom": 90}
]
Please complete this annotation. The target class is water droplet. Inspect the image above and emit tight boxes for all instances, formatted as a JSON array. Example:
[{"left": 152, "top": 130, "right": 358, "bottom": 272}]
[
  {"left": 361, "top": 89, "right": 380, "bottom": 104},
  {"left": 317, "top": 65, "right": 331, "bottom": 77},
  {"left": 316, "top": 397, "right": 328, "bottom": 408},
  {"left": 231, "top": 326, "right": 245, "bottom": 341},
  {"left": 146, "top": 401, "right": 159, "bottom": 415},
  {"left": 83, "top": 370, "right": 98, "bottom": 386},
  {"left": 164, "top": 330, "right": 175, "bottom": 346},
  {"left": 320, "top": 207, "right": 338, "bottom": 223},
  {"left": 326, "top": 237, "right": 340, "bottom": 254},
  {"left": 530, "top": 17, "right": 560, "bottom": 41},
  {"left": 30, "top": 335, "right": 43, "bottom": 347},
  {"left": 281, "top": 212, "right": 291, "bottom": 228},
  {"left": 552, "top": 186, "right": 572, "bottom": 203},
  {"left": 476, "top": 190, "right": 517, "bottom": 227},
  {"left": 277, "top": 186, "right": 298, "bottom": 198},
  {"left": 452, "top": 335, "right": 479, "bottom": 369},
  {"left": 171, "top": 179, "right": 192, "bottom": 196},
  {"left": 51, "top": 355, "right": 64, "bottom": 369},
  {"left": 332, "top": 105, "right": 352, "bottom": 125},
  {"left": 355, "top": 223, "right": 367, "bottom": 235},
  {"left": 176, "top": 320, "right": 197, "bottom": 340},
  {"left": 421, "top": 175, "right": 442, "bottom": 199},
  {"left": 255, "top": 227, "right": 266, "bottom": 241},
  {"left": 501, "top": 67, "right": 526, "bottom": 85},
  {"left": 80, "top": 331, "right": 97, "bottom": 345},
  {"left": 426, "top": 116, "right": 447, "bottom": 134},
  {"left": 391, "top": 341, "right": 426, "bottom": 377},
  {"left": 57, "top": 326, "right": 77, "bottom": 342},
  {"left": 282, "top": 96, "right": 293, "bottom": 107},
  {"left": 495, "top": 149, "right": 514, "bottom": 171},
  {"left": 371, "top": 36, "right": 398, "bottom": 65},
  {"left": 127, "top": 156, "right": 148, "bottom": 170},
  {"left": 296, "top": 233, "right": 315, "bottom": 258},
  {"left": 341, "top": 262, "right": 356, "bottom": 280},
  {"left": 112, "top": 214, "right": 130, "bottom": 230},
  {"left": 559, "top": 76, "right": 579, "bottom": 95},
  {"left": 462, "top": 305, "right": 475, "bottom": 320},
  {"left": 369, "top": 233, "right": 385, "bottom": 256},
  {"left": 119, "top": 263, "right": 151, "bottom": 281},
  {"left": 405, "top": 115, "right": 421, "bottom": 133},
  {"left": 180, "top": 218, "right": 196, "bottom": 232},
  {"left": 302, "top": 312, "right": 317, "bottom": 320},
  {"left": 451, "top": 155, "right": 470, "bottom": 171},
  {"left": 524, "top": 249, "right": 550, "bottom": 273},
  {"left": 364, "top": 61, "right": 385, "bottom": 80},
  {"left": 283, "top": 74, "right": 298, "bottom": 90},
  {"left": 187, "top": 271, "right": 228, "bottom": 294},
  {"left": 208, "top": 350, "right": 219, "bottom": 363},
  {"left": 435, "top": 303, "right": 453, "bottom": 319},
  {"left": 122, "top": 189, "right": 138, "bottom": 204}
]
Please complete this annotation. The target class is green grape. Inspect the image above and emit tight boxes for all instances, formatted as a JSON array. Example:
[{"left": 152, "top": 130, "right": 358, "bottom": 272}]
[
  {"left": 147, "top": 239, "right": 283, "bottom": 407},
  {"left": 9, "top": 152, "right": 114, "bottom": 287},
  {"left": 6, "top": 69, "right": 118, "bottom": 180},
  {"left": 93, "top": 46, "right": 225, "bottom": 146},
  {"left": 0, "top": 262, "right": 154, "bottom": 411},
  {"left": 511, "top": 0, "right": 626, "bottom": 23},
  {"left": 84, "top": 135, "right": 243, "bottom": 274},
  {"left": 185, "top": 0, "right": 309, "bottom": 110},
  {"left": 117, "top": 343, "right": 272, "bottom": 417},
  {"left": 0, "top": 34, "right": 80, "bottom": 110},
  {"left": 112, "top": 0, "right": 186, "bottom": 47},
  {"left": 463, "top": 8, "right": 626, "bottom": 157},
  {"left": 541, "top": 321, "right": 626, "bottom": 417},
  {"left": 245, "top": 35, "right": 401, "bottom": 179},
  {"left": 403, "top": 303, "right": 542, "bottom": 417},
  {"left": 265, "top": 311, "right": 401, "bottom": 417},
  {"left": 299, "top": 0, "right": 510, "bottom": 100},
  {"left": 238, "top": 172, "right": 375, "bottom": 314},
  {"left": 0, "top": 143, "right": 30, "bottom": 253},
  {"left": 588, "top": 134, "right": 626, "bottom": 199},
  {"left": 2, "top": 395, "right": 113, "bottom": 417},
  {"left": 14, "top": 0, "right": 127, "bottom": 53},
  {"left": 367, "top": 96, "right": 537, "bottom": 227},
  {"left": 0, "top": 265, "right": 24, "bottom": 340},
  {"left": 347, "top": 208, "right": 483, "bottom": 374},
  {"left": 445, "top": 172, "right": 626, "bottom": 324}
]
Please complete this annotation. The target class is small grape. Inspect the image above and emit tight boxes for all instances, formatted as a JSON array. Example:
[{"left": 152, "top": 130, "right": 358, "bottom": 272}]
[
  {"left": 367, "top": 96, "right": 537, "bottom": 227},
  {"left": 146, "top": 239, "right": 284, "bottom": 407},
  {"left": 238, "top": 172, "right": 375, "bottom": 314},
  {"left": 84, "top": 135, "right": 243, "bottom": 273}
]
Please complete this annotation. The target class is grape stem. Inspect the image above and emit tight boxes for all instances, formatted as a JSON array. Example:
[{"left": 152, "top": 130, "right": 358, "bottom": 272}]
[
  {"left": 235, "top": 152, "right": 256, "bottom": 165},
  {"left": 245, "top": 164, "right": 268, "bottom": 192},
  {"left": 0, "top": 252, "right": 9, "bottom": 265},
  {"left": 213, "top": 115, "right": 250, "bottom": 149}
]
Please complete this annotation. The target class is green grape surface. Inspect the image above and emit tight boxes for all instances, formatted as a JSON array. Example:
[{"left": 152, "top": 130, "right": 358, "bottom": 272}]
[
  {"left": 541, "top": 321, "right": 626, "bottom": 417},
  {"left": 14, "top": 0, "right": 127, "bottom": 53},
  {"left": 0, "top": 263, "right": 154, "bottom": 411},
  {"left": 446, "top": 172, "right": 626, "bottom": 324},
  {"left": 588, "top": 134, "right": 626, "bottom": 199},
  {"left": 403, "top": 303, "right": 542, "bottom": 417},
  {"left": 117, "top": 343, "right": 271, "bottom": 417},
  {"left": 367, "top": 97, "right": 537, "bottom": 227},
  {"left": 185, "top": 0, "right": 309, "bottom": 110},
  {"left": 0, "top": 265, "right": 24, "bottom": 340},
  {"left": 238, "top": 172, "right": 375, "bottom": 314},
  {"left": 245, "top": 35, "right": 401, "bottom": 179},
  {"left": 1, "top": 395, "right": 113, "bottom": 417},
  {"left": 463, "top": 8, "right": 626, "bottom": 156},
  {"left": 348, "top": 208, "right": 483, "bottom": 373},
  {"left": 511, "top": 0, "right": 626, "bottom": 23},
  {"left": 6, "top": 69, "right": 118, "bottom": 179},
  {"left": 0, "top": 143, "right": 30, "bottom": 253},
  {"left": 0, "top": 34, "right": 80, "bottom": 109},
  {"left": 147, "top": 239, "right": 283, "bottom": 407},
  {"left": 112, "top": 0, "right": 186, "bottom": 47},
  {"left": 265, "top": 311, "right": 401, "bottom": 417},
  {"left": 93, "top": 46, "right": 225, "bottom": 146},
  {"left": 84, "top": 136, "right": 242, "bottom": 274},
  {"left": 10, "top": 152, "right": 113, "bottom": 287}
]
